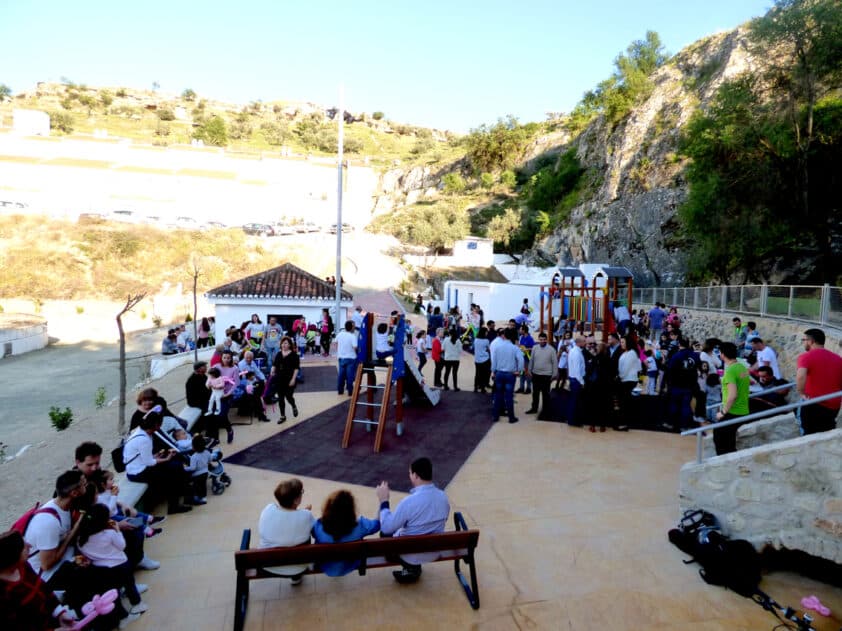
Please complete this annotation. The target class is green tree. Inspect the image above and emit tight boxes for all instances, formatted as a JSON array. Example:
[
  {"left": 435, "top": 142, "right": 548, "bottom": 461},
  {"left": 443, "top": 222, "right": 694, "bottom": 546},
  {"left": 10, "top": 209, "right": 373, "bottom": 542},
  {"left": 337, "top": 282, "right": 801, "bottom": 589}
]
[
  {"left": 259, "top": 121, "right": 288, "bottom": 146},
  {"left": 486, "top": 208, "right": 523, "bottom": 254},
  {"left": 748, "top": 0, "right": 842, "bottom": 278},
  {"left": 370, "top": 199, "right": 469, "bottom": 253},
  {"left": 99, "top": 90, "right": 113, "bottom": 109},
  {"left": 49, "top": 111, "right": 74, "bottom": 134},
  {"left": 465, "top": 115, "right": 538, "bottom": 172},
  {"left": 194, "top": 116, "right": 228, "bottom": 146},
  {"left": 442, "top": 172, "right": 466, "bottom": 194},
  {"left": 372, "top": 111, "right": 385, "bottom": 120},
  {"left": 0, "top": 84, "right": 11, "bottom": 101},
  {"left": 182, "top": 88, "right": 197, "bottom": 101}
]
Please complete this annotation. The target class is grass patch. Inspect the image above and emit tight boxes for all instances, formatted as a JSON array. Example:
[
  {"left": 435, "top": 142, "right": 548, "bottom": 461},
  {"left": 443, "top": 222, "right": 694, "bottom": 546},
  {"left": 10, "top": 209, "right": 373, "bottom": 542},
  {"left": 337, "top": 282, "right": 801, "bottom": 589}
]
[
  {"left": 766, "top": 296, "right": 821, "bottom": 318},
  {"left": 46, "top": 157, "right": 112, "bottom": 169},
  {"left": 176, "top": 168, "right": 237, "bottom": 179}
]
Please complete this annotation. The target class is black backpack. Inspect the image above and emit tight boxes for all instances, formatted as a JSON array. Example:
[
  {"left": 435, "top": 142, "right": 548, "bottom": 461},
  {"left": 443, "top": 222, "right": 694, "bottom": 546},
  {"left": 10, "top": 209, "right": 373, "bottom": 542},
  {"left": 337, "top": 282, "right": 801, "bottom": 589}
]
[
  {"left": 668, "top": 509, "right": 761, "bottom": 598},
  {"left": 670, "top": 354, "right": 698, "bottom": 388}
]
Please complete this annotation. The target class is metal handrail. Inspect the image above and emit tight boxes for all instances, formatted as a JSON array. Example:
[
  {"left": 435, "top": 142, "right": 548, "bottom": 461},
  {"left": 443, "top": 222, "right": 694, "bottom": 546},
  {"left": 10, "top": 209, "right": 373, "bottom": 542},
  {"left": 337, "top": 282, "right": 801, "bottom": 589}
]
[
  {"left": 704, "top": 381, "right": 794, "bottom": 410},
  {"left": 683, "top": 389, "right": 842, "bottom": 463}
]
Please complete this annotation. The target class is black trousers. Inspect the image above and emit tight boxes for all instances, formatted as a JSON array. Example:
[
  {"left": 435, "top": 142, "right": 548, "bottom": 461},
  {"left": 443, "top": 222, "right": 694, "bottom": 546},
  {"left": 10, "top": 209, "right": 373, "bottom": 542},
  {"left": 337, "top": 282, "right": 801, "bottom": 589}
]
[
  {"left": 443, "top": 360, "right": 459, "bottom": 389},
  {"left": 474, "top": 360, "right": 491, "bottom": 391},
  {"left": 128, "top": 460, "right": 189, "bottom": 511},
  {"left": 531, "top": 374, "right": 552, "bottom": 416},
  {"left": 433, "top": 360, "right": 444, "bottom": 387},
  {"left": 800, "top": 405, "right": 838, "bottom": 435},
  {"left": 713, "top": 413, "right": 745, "bottom": 455}
]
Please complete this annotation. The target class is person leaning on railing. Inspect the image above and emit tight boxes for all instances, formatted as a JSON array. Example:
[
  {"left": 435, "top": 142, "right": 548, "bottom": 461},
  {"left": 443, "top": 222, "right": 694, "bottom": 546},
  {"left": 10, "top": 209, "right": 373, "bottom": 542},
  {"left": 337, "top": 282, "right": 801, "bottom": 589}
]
[
  {"left": 713, "top": 342, "right": 751, "bottom": 455},
  {"left": 796, "top": 328, "right": 842, "bottom": 435}
]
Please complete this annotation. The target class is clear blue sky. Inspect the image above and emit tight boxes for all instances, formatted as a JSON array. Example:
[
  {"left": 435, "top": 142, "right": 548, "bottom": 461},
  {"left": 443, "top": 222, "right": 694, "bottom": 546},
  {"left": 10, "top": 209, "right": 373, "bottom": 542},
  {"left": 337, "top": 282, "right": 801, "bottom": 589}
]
[{"left": 0, "top": 0, "right": 772, "bottom": 131}]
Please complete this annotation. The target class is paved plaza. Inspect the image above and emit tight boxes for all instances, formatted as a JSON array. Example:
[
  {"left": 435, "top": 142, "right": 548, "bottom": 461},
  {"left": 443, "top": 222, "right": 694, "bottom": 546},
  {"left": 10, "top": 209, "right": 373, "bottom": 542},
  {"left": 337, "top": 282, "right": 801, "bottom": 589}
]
[{"left": 124, "top": 348, "right": 841, "bottom": 631}]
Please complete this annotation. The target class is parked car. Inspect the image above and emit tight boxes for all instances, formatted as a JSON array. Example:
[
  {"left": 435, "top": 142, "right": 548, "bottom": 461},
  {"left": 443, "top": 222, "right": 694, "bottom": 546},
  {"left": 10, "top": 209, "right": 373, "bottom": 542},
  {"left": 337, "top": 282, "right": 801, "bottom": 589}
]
[
  {"left": 175, "top": 216, "right": 201, "bottom": 230},
  {"left": 109, "top": 209, "right": 140, "bottom": 224},
  {"left": 0, "top": 200, "right": 28, "bottom": 210},
  {"left": 205, "top": 221, "right": 227, "bottom": 229},
  {"left": 273, "top": 223, "right": 295, "bottom": 236},
  {"left": 242, "top": 223, "right": 275, "bottom": 236},
  {"left": 329, "top": 222, "right": 353, "bottom": 234}
]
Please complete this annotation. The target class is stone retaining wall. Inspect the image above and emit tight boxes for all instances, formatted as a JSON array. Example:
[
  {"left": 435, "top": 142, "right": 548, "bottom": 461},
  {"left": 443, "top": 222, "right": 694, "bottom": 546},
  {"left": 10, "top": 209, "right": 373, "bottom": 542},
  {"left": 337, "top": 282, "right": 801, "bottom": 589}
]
[
  {"left": 638, "top": 306, "right": 842, "bottom": 381},
  {"left": 0, "top": 314, "right": 48, "bottom": 358},
  {"left": 680, "top": 428, "right": 842, "bottom": 563},
  {"left": 701, "top": 411, "right": 802, "bottom": 459}
]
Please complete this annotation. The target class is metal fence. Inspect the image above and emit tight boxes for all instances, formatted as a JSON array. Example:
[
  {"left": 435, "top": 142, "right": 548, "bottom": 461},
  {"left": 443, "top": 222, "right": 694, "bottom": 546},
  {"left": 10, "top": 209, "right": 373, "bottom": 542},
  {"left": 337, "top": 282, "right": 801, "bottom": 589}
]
[{"left": 632, "top": 284, "right": 842, "bottom": 329}]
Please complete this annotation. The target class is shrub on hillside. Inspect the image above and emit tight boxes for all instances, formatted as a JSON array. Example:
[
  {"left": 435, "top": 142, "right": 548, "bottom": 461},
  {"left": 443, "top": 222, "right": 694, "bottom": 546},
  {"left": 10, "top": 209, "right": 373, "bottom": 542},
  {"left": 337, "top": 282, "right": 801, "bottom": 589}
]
[
  {"left": 157, "top": 108, "right": 176, "bottom": 121},
  {"left": 442, "top": 172, "right": 466, "bottom": 194},
  {"left": 49, "top": 111, "right": 74, "bottom": 134}
]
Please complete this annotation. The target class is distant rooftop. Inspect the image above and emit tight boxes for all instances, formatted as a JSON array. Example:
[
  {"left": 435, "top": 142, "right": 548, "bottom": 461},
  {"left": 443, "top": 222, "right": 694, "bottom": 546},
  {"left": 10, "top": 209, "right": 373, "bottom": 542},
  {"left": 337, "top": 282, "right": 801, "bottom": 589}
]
[{"left": 206, "top": 263, "right": 353, "bottom": 301}]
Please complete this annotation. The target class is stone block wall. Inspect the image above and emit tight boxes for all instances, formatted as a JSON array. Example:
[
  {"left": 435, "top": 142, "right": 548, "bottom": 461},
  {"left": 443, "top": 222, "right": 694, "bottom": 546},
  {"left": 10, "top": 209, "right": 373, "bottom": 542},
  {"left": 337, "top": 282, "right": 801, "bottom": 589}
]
[
  {"left": 701, "top": 411, "right": 802, "bottom": 459},
  {"left": 638, "top": 306, "right": 842, "bottom": 381},
  {"left": 680, "top": 429, "right": 842, "bottom": 563}
]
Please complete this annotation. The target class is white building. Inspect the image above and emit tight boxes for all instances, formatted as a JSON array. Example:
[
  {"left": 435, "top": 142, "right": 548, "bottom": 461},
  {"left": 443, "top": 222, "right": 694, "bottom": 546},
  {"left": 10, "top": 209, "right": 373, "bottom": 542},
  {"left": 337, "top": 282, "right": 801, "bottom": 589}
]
[
  {"left": 12, "top": 109, "right": 50, "bottom": 136},
  {"left": 205, "top": 263, "right": 353, "bottom": 334}
]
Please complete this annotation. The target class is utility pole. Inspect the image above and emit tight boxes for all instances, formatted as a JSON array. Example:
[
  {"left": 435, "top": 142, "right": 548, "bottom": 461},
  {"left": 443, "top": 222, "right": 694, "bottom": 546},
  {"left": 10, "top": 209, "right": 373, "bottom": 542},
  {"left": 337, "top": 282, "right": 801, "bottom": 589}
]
[{"left": 335, "top": 84, "right": 344, "bottom": 328}]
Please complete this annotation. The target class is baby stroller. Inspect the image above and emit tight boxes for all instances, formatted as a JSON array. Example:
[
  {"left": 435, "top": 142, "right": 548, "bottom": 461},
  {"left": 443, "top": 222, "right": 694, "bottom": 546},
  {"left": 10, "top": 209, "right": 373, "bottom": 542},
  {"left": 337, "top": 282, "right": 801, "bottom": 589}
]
[{"left": 209, "top": 449, "right": 232, "bottom": 495}]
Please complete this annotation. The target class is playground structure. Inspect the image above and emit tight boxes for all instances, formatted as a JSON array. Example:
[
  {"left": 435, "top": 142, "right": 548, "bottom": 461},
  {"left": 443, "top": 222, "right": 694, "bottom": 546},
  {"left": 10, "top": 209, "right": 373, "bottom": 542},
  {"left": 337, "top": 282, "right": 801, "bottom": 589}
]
[
  {"left": 538, "top": 264, "right": 634, "bottom": 343},
  {"left": 341, "top": 312, "right": 439, "bottom": 453}
]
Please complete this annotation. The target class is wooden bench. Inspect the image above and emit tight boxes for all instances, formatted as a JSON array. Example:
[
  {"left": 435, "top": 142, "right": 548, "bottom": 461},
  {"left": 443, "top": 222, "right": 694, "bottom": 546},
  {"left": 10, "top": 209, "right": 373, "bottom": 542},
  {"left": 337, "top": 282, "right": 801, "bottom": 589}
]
[{"left": 233, "top": 512, "right": 480, "bottom": 631}]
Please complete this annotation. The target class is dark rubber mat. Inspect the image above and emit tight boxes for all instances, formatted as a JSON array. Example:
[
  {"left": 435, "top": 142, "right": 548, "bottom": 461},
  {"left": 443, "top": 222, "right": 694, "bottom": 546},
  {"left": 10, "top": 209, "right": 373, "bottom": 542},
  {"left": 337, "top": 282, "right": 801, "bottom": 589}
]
[{"left": 226, "top": 390, "right": 495, "bottom": 492}]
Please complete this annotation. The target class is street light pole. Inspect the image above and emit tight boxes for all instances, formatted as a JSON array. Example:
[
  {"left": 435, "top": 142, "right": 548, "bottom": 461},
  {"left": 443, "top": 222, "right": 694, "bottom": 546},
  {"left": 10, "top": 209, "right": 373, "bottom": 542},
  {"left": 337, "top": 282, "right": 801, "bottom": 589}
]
[{"left": 335, "top": 84, "right": 344, "bottom": 329}]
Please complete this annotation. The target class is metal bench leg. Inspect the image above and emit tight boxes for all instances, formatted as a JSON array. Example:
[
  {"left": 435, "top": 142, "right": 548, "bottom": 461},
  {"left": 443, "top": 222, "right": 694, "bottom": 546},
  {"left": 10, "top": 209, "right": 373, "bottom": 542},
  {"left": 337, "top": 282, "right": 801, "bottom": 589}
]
[
  {"left": 234, "top": 572, "right": 249, "bottom": 631},
  {"left": 454, "top": 550, "right": 480, "bottom": 609}
]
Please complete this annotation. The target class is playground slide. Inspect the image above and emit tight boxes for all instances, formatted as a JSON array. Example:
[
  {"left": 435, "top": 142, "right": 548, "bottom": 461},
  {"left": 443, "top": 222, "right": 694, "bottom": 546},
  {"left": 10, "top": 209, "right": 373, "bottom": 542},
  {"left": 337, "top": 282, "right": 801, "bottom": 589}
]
[{"left": 402, "top": 356, "right": 441, "bottom": 407}]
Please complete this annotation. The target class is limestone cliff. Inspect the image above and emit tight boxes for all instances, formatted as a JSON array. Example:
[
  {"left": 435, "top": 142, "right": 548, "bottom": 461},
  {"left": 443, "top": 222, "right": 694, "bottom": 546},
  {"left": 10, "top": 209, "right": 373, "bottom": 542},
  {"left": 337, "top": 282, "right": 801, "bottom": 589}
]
[{"left": 527, "top": 27, "right": 760, "bottom": 285}]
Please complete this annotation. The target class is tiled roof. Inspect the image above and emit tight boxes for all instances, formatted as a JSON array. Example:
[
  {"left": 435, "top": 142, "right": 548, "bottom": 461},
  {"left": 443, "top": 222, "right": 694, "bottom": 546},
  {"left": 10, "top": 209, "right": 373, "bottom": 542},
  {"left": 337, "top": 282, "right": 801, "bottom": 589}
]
[{"left": 206, "top": 263, "right": 353, "bottom": 301}]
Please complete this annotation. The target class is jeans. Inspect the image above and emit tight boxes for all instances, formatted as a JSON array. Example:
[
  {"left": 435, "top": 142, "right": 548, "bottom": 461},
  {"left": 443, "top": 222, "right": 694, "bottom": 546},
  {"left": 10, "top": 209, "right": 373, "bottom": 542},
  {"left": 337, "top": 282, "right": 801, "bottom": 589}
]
[
  {"left": 799, "top": 405, "right": 838, "bottom": 435},
  {"left": 492, "top": 371, "right": 516, "bottom": 419},
  {"left": 417, "top": 352, "right": 427, "bottom": 372},
  {"left": 337, "top": 358, "right": 357, "bottom": 394},
  {"left": 443, "top": 360, "right": 459, "bottom": 389},
  {"left": 667, "top": 387, "right": 693, "bottom": 429},
  {"left": 567, "top": 378, "right": 583, "bottom": 425},
  {"left": 264, "top": 343, "right": 279, "bottom": 368}
]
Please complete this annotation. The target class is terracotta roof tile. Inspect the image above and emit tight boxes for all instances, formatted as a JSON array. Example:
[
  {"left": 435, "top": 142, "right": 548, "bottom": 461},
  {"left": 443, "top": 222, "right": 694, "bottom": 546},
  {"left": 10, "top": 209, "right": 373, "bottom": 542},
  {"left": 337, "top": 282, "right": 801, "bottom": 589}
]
[{"left": 206, "top": 263, "right": 352, "bottom": 301}]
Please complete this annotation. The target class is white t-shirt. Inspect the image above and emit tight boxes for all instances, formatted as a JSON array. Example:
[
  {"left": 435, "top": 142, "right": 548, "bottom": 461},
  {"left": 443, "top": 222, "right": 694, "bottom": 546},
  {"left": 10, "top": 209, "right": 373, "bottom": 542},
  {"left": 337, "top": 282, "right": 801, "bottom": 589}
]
[
  {"left": 336, "top": 330, "right": 358, "bottom": 359},
  {"left": 24, "top": 499, "right": 74, "bottom": 581},
  {"left": 375, "top": 331, "right": 392, "bottom": 354},
  {"left": 415, "top": 336, "right": 427, "bottom": 355},
  {"left": 258, "top": 504, "right": 315, "bottom": 576},
  {"left": 755, "top": 346, "right": 781, "bottom": 379},
  {"left": 246, "top": 322, "right": 266, "bottom": 340}
]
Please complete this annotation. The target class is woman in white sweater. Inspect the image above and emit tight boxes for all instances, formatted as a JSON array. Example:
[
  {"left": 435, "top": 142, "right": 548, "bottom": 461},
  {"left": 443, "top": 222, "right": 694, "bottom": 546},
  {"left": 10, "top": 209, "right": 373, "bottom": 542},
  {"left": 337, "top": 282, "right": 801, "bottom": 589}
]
[
  {"left": 617, "top": 335, "right": 642, "bottom": 431},
  {"left": 441, "top": 330, "right": 462, "bottom": 391}
]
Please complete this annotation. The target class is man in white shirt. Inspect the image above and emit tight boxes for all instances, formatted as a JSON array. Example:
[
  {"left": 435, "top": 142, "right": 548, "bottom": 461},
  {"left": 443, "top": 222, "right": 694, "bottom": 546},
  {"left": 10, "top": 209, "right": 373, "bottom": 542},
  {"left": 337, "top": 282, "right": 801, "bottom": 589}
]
[
  {"left": 336, "top": 320, "right": 359, "bottom": 395},
  {"left": 566, "top": 336, "right": 587, "bottom": 426},
  {"left": 750, "top": 338, "right": 782, "bottom": 379},
  {"left": 376, "top": 457, "right": 450, "bottom": 584},
  {"left": 25, "top": 470, "right": 87, "bottom": 587}
]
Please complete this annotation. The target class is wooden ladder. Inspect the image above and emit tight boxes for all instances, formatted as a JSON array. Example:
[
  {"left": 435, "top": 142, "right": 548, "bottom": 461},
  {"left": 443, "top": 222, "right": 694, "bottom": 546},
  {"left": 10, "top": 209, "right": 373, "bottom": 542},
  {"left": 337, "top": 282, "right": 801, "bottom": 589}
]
[{"left": 342, "top": 362, "right": 393, "bottom": 453}]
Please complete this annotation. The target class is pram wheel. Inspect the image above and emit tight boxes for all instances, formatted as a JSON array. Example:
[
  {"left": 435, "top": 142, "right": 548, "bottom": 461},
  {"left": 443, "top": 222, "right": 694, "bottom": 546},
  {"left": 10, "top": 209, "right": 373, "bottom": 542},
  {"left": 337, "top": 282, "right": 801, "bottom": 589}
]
[
  {"left": 211, "top": 480, "right": 225, "bottom": 495},
  {"left": 221, "top": 473, "right": 232, "bottom": 486}
]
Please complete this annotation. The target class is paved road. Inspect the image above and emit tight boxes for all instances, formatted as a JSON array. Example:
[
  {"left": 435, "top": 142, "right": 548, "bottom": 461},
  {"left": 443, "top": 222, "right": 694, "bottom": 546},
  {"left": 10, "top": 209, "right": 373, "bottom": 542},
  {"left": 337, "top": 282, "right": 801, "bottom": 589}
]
[{"left": 0, "top": 328, "right": 162, "bottom": 452}]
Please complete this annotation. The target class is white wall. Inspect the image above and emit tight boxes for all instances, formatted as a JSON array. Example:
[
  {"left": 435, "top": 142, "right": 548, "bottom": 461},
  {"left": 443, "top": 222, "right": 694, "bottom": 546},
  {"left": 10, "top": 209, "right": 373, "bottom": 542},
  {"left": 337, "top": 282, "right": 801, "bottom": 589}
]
[
  {"left": 444, "top": 281, "right": 550, "bottom": 324},
  {"left": 211, "top": 300, "right": 351, "bottom": 333},
  {"left": 0, "top": 319, "right": 49, "bottom": 358}
]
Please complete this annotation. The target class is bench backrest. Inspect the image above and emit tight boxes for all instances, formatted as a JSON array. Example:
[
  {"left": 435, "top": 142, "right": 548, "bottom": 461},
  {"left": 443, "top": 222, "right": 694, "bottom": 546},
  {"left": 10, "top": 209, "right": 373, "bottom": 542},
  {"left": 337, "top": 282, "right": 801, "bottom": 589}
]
[{"left": 235, "top": 530, "right": 479, "bottom": 572}]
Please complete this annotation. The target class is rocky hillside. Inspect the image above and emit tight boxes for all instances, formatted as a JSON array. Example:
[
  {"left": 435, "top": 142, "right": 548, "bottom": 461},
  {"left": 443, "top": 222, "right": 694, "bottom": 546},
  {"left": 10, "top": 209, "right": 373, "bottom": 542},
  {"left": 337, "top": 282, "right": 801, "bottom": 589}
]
[{"left": 527, "top": 28, "right": 758, "bottom": 284}]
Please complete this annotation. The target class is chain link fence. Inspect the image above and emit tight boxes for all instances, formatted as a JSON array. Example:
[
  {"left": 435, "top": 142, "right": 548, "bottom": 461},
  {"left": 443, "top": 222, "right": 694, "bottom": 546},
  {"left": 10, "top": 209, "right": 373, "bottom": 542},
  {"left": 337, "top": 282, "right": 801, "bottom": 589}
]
[{"left": 633, "top": 284, "right": 841, "bottom": 329}]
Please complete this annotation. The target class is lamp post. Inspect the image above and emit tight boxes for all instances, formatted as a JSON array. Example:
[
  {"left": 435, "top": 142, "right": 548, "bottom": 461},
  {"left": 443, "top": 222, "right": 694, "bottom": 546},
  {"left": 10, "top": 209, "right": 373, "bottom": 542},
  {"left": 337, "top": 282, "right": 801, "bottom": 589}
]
[{"left": 334, "top": 85, "right": 344, "bottom": 329}]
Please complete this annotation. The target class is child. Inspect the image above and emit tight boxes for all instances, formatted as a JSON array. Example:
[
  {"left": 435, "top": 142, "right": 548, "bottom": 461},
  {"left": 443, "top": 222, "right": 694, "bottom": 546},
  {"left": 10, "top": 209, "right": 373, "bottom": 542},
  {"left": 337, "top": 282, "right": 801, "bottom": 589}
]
[
  {"left": 704, "top": 373, "right": 722, "bottom": 423},
  {"left": 78, "top": 503, "right": 148, "bottom": 617},
  {"left": 184, "top": 435, "right": 212, "bottom": 505},
  {"left": 375, "top": 322, "right": 394, "bottom": 360},
  {"left": 296, "top": 329, "right": 307, "bottom": 356},
  {"left": 170, "top": 428, "right": 195, "bottom": 452},
  {"left": 415, "top": 330, "right": 427, "bottom": 372},
  {"left": 644, "top": 349, "right": 659, "bottom": 395},
  {"left": 205, "top": 366, "right": 233, "bottom": 416},
  {"left": 305, "top": 324, "right": 318, "bottom": 355},
  {"left": 91, "top": 469, "right": 164, "bottom": 539}
]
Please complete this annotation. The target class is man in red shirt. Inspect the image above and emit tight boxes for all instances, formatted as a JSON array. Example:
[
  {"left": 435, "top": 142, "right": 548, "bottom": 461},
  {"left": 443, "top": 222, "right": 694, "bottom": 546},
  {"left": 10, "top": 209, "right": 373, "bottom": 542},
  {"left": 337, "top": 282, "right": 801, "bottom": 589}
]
[{"left": 796, "top": 328, "right": 842, "bottom": 434}]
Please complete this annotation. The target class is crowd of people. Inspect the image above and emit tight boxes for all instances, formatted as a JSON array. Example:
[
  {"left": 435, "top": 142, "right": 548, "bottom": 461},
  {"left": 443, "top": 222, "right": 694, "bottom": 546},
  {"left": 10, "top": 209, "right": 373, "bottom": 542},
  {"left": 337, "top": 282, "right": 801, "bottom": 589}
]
[{"left": 1, "top": 442, "right": 168, "bottom": 629}]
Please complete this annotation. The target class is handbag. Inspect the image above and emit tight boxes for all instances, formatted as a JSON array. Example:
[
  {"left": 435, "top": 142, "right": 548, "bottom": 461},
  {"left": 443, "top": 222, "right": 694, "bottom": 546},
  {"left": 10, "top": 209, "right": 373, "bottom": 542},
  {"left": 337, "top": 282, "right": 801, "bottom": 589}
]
[{"left": 111, "top": 434, "right": 142, "bottom": 473}]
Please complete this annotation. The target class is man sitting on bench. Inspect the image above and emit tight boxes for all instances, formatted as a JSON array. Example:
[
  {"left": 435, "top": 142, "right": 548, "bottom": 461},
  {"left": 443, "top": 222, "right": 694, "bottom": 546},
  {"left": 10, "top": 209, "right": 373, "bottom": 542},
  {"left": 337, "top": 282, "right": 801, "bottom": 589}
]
[{"left": 375, "top": 457, "right": 450, "bottom": 584}]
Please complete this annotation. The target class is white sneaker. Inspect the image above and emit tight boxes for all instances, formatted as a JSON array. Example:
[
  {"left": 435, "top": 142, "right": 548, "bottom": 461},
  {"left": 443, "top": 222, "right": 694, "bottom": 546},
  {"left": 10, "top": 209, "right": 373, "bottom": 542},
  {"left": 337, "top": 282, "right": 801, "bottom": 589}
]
[
  {"left": 136, "top": 583, "right": 148, "bottom": 595},
  {"left": 129, "top": 602, "right": 149, "bottom": 614},
  {"left": 137, "top": 557, "right": 160, "bottom": 570},
  {"left": 119, "top": 613, "right": 142, "bottom": 628}
]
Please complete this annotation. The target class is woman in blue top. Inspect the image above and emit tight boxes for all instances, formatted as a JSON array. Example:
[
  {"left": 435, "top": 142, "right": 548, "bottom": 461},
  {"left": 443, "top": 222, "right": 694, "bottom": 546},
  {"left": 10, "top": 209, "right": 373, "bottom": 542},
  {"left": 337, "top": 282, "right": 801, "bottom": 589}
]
[{"left": 312, "top": 490, "right": 379, "bottom": 576}]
